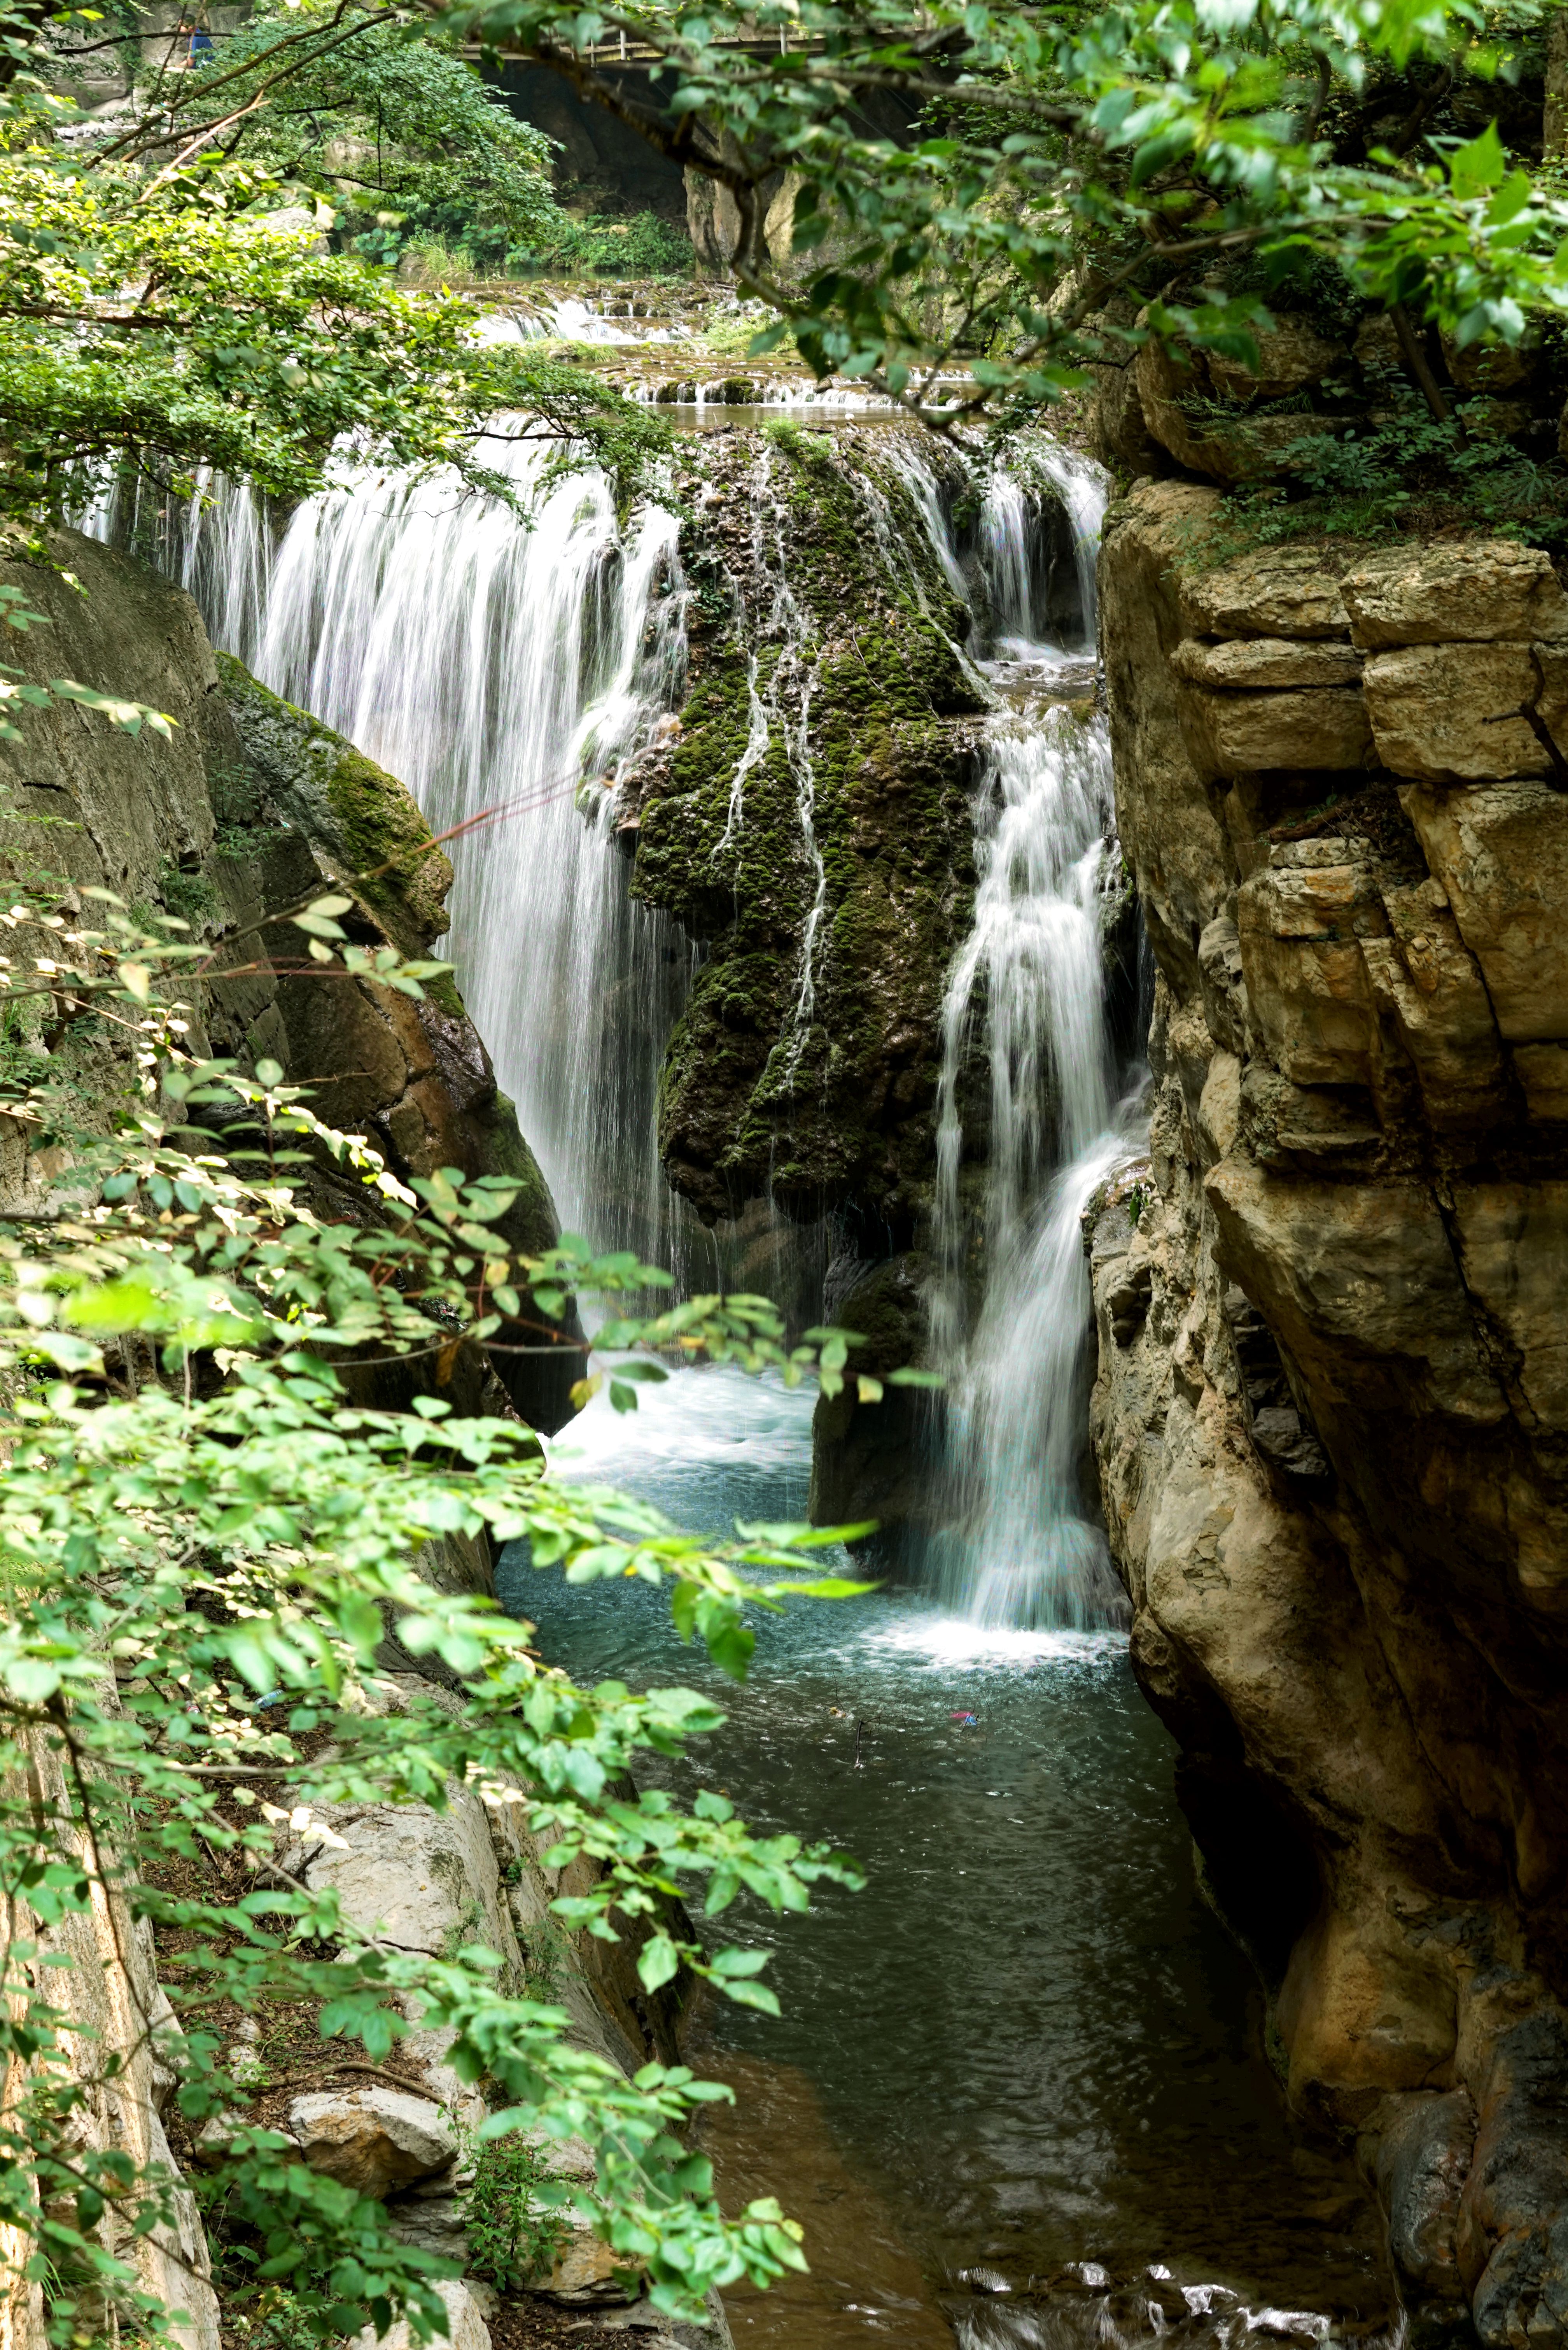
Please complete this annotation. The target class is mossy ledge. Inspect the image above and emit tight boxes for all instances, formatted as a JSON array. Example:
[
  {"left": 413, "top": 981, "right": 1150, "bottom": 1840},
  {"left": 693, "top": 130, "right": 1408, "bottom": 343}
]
[{"left": 215, "top": 650, "right": 454, "bottom": 955}]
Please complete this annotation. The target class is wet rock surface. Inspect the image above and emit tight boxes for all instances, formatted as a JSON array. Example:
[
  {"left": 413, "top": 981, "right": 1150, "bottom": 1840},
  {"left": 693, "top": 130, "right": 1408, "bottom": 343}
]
[
  {"left": 625, "top": 422, "right": 1001, "bottom": 1235},
  {"left": 1090, "top": 485, "right": 1568, "bottom": 2350}
]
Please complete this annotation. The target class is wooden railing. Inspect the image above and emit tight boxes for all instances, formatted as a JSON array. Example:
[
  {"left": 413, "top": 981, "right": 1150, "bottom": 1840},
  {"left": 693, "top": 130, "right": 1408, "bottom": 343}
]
[{"left": 462, "top": 26, "right": 830, "bottom": 62}]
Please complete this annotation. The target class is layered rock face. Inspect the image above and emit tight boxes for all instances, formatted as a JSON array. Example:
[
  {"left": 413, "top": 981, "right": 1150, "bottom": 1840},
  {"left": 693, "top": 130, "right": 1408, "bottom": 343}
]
[{"left": 1090, "top": 486, "right": 1568, "bottom": 2347}]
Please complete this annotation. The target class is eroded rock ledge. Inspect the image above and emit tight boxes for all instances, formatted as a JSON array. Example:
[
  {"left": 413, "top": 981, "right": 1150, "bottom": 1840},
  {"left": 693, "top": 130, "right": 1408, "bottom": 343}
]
[{"left": 1090, "top": 487, "right": 1568, "bottom": 2349}]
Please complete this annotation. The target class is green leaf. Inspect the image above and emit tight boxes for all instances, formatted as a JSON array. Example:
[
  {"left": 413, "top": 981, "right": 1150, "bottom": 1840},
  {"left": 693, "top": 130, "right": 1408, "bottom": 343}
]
[
  {"left": 6, "top": 1657, "right": 63, "bottom": 1703},
  {"left": 708, "top": 1947, "right": 769, "bottom": 1977},
  {"left": 722, "top": 1979, "right": 781, "bottom": 2017},
  {"left": 1449, "top": 121, "right": 1507, "bottom": 200},
  {"left": 637, "top": 1933, "right": 680, "bottom": 1992}
]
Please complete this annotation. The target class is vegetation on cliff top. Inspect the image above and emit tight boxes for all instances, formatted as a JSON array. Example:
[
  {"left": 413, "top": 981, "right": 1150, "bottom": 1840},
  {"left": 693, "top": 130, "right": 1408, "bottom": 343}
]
[{"left": 440, "top": 0, "right": 1568, "bottom": 440}]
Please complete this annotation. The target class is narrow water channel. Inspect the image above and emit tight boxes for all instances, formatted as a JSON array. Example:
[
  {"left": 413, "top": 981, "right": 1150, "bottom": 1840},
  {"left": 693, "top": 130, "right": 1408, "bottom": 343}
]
[{"left": 497, "top": 1371, "right": 1391, "bottom": 2348}]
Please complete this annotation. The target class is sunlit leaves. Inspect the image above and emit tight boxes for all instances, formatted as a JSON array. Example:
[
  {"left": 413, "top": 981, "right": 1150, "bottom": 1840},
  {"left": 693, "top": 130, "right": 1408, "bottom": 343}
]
[
  {"left": 0, "top": 937, "right": 916, "bottom": 2333},
  {"left": 0, "top": 151, "right": 670, "bottom": 522}
]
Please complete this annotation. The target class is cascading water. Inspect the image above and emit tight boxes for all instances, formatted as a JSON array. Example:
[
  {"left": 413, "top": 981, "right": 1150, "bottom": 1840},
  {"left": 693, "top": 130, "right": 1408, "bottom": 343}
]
[
  {"left": 920, "top": 446, "right": 1139, "bottom": 1632},
  {"left": 705, "top": 442, "right": 826, "bottom": 1070},
  {"left": 251, "top": 448, "right": 696, "bottom": 1265},
  {"left": 95, "top": 447, "right": 712, "bottom": 1276}
]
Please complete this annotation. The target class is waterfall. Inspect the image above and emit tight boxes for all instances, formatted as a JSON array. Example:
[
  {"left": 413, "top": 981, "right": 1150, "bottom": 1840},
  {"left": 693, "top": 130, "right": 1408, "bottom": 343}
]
[
  {"left": 90, "top": 423, "right": 1136, "bottom": 1571},
  {"left": 251, "top": 449, "right": 696, "bottom": 1265},
  {"left": 918, "top": 442, "right": 1137, "bottom": 1633},
  {"left": 95, "top": 447, "right": 710, "bottom": 1276}
]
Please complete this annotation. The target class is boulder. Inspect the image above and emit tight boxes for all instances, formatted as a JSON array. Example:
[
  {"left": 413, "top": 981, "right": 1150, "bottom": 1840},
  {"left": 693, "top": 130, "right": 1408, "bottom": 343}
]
[
  {"left": 1459, "top": 2013, "right": 1568, "bottom": 2350},
  {"left": 1176, "top": 545, "right": 1352, "bottom": 641},
  {"left": 277, "top": 1786, "right": 523, "bottom": 1967},
  {"left": 532, "top": 2226, "right": 639, "bottom": 2307},
  {"left": 387, "top": 2192, "right": 469, "bottom": 2263},
  {"left": 1171, "top": 637, "right": 1364, "bottom": 690},
  {"left": 1237, "top": 860, "right": 1384, "bottom": 1088},
  {"left": 288, "top": 2088, "right": 456, "bottom": 2199},
  {"left": 1179, "top": 682, "right": 1372, "bottom": 778},
  {"left": 1207, "top": 317, "right": 1346, "bottom": 404},
  {"left": 1513, "top": 1042, "right": 1568, "bottom": 1121},
  {"left": 1203, "top": 1160, "right": 1506, "bottom": 1429},
  {"left": 1088, "top": 348, "right": 1167, "bottom": 474},
  {"left": 1360, "top": 880, "right": 1508, "bottom": 1132},
  {"left": 1134, "top": 332, "right": 1340, "bottom": 481},
  {"left": 1196, "top": 914, "right": 1249, "bottom": 1058},
  {"left": 1439, "top": 331, "right": 1539, "bottom": 396},
  {"left": 1362, "top": 643, "right": 1562, "bottom": 782},
  {"left": 1341, "top": 542, "right": 1568, "bottom": 650}
]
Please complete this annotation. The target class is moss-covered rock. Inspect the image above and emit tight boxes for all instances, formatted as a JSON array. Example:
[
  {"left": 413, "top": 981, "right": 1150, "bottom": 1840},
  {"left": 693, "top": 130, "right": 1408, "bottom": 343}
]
[
  {"left": 629, "top": 423, "right": 1015, "bottom": 1240},
  {"left": 203, "top": 656, "right": 578, "bottom": 1428},
  {"left": 216, "top": 652, "right": 453, "bottom": 953}
]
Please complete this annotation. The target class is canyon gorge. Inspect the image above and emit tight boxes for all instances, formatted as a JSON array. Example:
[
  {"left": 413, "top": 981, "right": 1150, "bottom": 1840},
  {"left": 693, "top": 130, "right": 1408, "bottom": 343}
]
[{"left": 5, "top": 299, "right": 1566, "bottom": 2350}]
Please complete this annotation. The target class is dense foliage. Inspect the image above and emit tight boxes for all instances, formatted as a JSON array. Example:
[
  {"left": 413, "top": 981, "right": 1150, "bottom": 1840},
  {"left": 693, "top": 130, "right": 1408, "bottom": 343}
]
[
  {"left": 441, "top": 0, "right": 1568, "bottom": 432},
  {"left": 0, "top": 860, "right": 937, "bottom": 2341},
  {"left": 0, "top": 7, "right": 668, "bottom": 524},
  {"left": 147, "top": 11, "right": 565, "bottom": 274}
]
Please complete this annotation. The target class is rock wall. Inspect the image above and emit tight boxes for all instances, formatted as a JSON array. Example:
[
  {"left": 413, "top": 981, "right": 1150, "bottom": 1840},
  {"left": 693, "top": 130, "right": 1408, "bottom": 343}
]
[{"left": 1089, "top": 485, "right": 1568, "bottom": 2348}]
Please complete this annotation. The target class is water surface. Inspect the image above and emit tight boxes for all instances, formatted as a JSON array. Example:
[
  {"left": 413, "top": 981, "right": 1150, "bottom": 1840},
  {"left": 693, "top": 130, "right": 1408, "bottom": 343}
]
[{"left": 497, "top": 1367, "right": 1389, "bottom": 2345}]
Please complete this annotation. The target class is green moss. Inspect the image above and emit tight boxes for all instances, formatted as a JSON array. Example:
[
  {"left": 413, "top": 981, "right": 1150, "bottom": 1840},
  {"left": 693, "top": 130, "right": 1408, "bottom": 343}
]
[
  {"left": 158, "top": 857, "right": 221, "bottom": 932},
  {"left": 322, "top": 740, "right": 450, "bottom": 943},
  {"left": 420, "top": 963, "right": 468, "bottom": 1024},
  {"left": 214, "top": 650, "right": 453, "bottom": 953},
  {"left": 763, "top": 418, "right": 835, "bottom": 468},
  {"left": 634, "top": 428, "right": 990, "bottom": 1227}
]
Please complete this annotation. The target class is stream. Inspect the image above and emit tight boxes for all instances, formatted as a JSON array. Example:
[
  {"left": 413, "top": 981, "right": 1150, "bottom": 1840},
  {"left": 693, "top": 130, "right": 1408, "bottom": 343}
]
[{"left": 498, "top": 1371, "right": 1391, "bottom": 2347}]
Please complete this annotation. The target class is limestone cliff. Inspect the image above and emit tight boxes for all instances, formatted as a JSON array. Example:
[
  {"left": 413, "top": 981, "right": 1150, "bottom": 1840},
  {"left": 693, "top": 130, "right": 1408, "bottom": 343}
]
[{"left": 1089, "top": 489, "right": 1568, "bottom": 2349}]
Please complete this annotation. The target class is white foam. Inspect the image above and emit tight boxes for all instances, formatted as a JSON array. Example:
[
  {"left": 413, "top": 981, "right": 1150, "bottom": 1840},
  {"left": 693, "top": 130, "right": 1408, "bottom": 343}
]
[{"left": 858, "top": 1615, "right": 1124, "bottom": 1670}]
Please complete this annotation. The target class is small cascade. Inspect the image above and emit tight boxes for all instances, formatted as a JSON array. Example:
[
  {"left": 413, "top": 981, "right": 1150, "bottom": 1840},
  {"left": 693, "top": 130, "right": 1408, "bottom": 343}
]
[
  {"left": 707, "top": 444, "right": 826, "bottom": 1071},
  {"left": 917, "top": 440, "right": 1138, "bottom": 1632}
]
